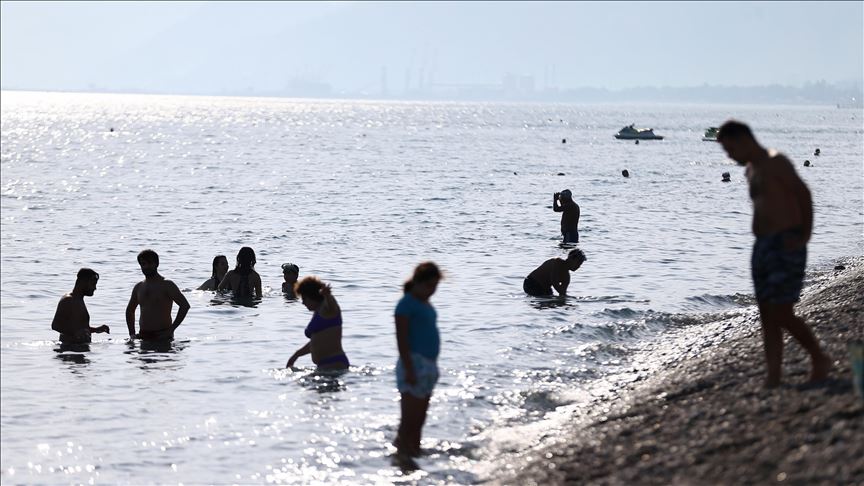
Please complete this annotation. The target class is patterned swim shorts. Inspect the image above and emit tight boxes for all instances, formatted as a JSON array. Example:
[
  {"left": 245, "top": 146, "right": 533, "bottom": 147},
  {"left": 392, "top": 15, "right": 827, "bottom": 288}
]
[{"left": 751, "top": 228, "right": 807, "bottom": 304}]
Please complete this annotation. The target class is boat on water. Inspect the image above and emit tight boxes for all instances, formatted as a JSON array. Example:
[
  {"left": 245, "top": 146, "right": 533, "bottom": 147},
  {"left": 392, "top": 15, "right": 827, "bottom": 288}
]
[
  {"left": 702, "top": 127, "right": 719, "bottom": 142},
  {"left": 614, "top": 124, "right": 664, "bottom": 140}
]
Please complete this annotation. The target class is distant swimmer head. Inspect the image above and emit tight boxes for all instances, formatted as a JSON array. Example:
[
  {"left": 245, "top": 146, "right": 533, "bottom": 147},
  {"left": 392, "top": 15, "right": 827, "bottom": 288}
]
[
  {"left": 814, "top": 148, "right": 820, "bottom": 156},
  {"left": 562, "top": 138, "right": 567, "bottom": 144},
  {"left": 721, "top": 172, "right": 731, "bottom": 182},
  {"left": 804, "top": 160, "right": 811, "bottom": 167},
  {"left": 622, "top": 169, "right": 630, "bottom": 178}
]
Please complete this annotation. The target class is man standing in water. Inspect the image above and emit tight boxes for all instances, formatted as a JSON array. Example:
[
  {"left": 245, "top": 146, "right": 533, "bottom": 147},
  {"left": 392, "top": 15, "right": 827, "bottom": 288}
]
[
  {"left": 717, "top": 120, "right": 831, "bottom": 388},
  {"left": 126, "top": 249, "right": 190, "bottom": 341},
  {"left": 553, "top": 189, "right": 581, "bottom": 244},
  {"left": 51, "top": 268, "right": 110, "bottom": 344}
]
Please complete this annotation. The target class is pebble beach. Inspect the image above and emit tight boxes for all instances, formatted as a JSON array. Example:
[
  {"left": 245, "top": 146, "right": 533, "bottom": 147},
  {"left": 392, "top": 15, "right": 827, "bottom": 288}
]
[{"left": 497, "top": 257, "right": 864, "bottom": 485}]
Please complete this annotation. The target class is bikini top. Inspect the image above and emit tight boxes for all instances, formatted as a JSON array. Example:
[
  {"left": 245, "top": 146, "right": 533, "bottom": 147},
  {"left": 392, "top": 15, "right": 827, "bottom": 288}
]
[{"left": 305, "top": 312, "right": 342, "bottom": 338}]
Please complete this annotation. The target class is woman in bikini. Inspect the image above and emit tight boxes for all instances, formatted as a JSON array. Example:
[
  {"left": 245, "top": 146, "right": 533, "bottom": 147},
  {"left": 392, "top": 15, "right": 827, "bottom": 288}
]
[{"left": 286, "top": 276, "right": 349, "bottom": 371}]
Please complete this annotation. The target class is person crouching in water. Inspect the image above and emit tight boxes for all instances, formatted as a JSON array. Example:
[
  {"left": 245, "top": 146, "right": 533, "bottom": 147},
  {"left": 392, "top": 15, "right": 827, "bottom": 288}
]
[
  {"left": 523, "top": 249, "right": 586, "bottom": 297},
  {"left": 286, "top": 276, "right": 349, "bottom": 370},
  {"left": 394, "top": 262, "right": 443, "bottom": 457}
]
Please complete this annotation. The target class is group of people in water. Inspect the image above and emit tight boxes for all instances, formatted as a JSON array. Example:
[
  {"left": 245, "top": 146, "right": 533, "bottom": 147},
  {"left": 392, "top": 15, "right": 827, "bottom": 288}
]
[
  {"left": 49, "top": 119, "right": 833, "bottom": 461},
  {"left": 51, "top": 246, "right": 443, "bottom": 458}
]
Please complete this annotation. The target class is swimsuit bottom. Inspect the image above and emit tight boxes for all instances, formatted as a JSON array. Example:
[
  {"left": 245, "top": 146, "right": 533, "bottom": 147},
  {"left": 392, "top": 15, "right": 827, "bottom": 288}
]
[
  {"left": 523, "top": 277, "right": 553, "bottom": 297},
  {"left": 396, "top": 352, "right": 439, "bottom": 398},
  {"left": 562, "top": 230, "right": 579, "bottom": 244},
  {"left": 59, "top": 332, "right": 91, "bottom": 344},
  {"left": 137, "top": 329, "right": 174, "bottom": 342},
  {"left": 752, "top": 228, "right": 807, "bottom": 304},
  {"left": 316, "top": 353, "right": 350, "bottom": 369}
]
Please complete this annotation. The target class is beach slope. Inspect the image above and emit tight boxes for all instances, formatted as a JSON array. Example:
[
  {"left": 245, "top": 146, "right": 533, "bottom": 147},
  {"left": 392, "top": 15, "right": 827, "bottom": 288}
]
[{"left": 500, "top": 259, "right": 864, "bottom": 485}]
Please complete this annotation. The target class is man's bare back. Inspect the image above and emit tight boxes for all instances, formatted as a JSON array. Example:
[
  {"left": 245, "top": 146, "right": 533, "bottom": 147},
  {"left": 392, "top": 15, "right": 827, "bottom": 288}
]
[{"left": 746, "top": 150, "right": 812, "bottom": 239}]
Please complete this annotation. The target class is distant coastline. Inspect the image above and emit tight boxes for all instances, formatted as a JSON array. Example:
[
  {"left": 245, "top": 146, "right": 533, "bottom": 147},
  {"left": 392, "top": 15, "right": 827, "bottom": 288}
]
[{"left": 2, "top": 81, "right": 862, "bottom": 107}]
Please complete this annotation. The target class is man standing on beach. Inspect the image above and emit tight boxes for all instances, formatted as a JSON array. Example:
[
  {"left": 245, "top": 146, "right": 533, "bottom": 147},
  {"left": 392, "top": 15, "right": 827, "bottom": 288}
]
[
  {"left": 51, "top": 268, "right": 110, "bottom": 344},
  {"left": 126, "top": 249, "right": 190, "bottom": 341},
  {"left": 717, "top": 120, "right": 831, "bottom": 387}
]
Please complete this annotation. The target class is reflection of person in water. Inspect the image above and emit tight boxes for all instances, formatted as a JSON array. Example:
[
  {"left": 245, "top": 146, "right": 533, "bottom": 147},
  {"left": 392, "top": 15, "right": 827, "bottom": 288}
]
[
  {"left": 218, "top": 247, "right": 262, "bottom": 299},
  {"left": 126, "top": 249, "right": 190, "bottom": 342},
  {"left": 51, "top": 268, "right": 110, "bottom": 344}
]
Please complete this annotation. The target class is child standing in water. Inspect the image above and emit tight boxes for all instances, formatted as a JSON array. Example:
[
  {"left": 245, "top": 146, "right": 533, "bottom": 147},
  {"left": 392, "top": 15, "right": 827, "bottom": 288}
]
[{"left": 393, "top": 262, "right": 443, "bottom": 457}]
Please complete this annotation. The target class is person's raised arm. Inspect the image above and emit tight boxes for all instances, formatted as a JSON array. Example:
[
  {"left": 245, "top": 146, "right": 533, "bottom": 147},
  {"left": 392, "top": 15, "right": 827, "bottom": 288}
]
[
  {"left": 319, "top": 284, "right": 340, "bottom": 317},
  {"left": 553, "top": 192, "right": 563, "bottom": 212},
  {"left": 125, "top": 284, "right": 140, "bottom": 338},
  {"left": 395, "top": 314, "right": 416, "bottom": 384},
  {"left": 89, "top": 325, "right": 110, "bottom": 334},
  {"left": 167, "top": 281, "right": 190, "bottom": 332},
  {"left": 286, "top": 342, "right": 311, "bottom": 368}
]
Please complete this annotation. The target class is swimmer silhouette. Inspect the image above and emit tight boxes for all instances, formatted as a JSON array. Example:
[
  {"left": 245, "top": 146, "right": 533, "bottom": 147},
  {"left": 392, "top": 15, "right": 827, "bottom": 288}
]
[{"left": 622, "top": 169, "right": 630, "bottom": 178}]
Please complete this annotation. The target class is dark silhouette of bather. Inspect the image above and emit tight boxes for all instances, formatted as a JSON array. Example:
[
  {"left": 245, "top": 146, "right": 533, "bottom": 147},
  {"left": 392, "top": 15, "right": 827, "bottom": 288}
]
[
  {"left": 51, "top": 268, "right": 109, "bottom": 344},
  {"left": 218, "top": 247, "right": 262, "bottom": 299},
  {"left": 126, "top": 249, "right": 190, "bottom": 341}
]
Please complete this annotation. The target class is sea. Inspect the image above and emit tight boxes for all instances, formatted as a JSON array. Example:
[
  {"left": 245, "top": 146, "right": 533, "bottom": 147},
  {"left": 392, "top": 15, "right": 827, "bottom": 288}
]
[{"left": 1, "top": 91, "right": 862, "bottom": 485}]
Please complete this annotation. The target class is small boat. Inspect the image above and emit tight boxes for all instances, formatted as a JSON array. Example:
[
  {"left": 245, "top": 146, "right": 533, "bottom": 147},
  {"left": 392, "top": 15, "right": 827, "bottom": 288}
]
[
  {"left": 614, "top": 124, "right": 664, "bottom": 140},
  {"left": 702, "top": 127, "right": 719, "bottom": 142}
]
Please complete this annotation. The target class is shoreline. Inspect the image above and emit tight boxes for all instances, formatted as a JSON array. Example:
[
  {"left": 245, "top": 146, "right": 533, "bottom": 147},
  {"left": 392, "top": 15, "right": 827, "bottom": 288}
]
[{"left": 488, "top": 256, "right": 863, "bottom": 485}]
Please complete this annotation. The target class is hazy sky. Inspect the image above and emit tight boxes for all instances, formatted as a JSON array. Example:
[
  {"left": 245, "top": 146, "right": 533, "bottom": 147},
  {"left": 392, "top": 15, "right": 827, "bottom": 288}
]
[{"left": 2, "top": 1, "right": 862, "bottom": 95}]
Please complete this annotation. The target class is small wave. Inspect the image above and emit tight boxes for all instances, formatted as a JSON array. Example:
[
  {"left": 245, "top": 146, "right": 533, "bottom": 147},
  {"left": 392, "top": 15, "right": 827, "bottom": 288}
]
[{"left": 685, "top": 292, "right": 755, "bottom": 308}]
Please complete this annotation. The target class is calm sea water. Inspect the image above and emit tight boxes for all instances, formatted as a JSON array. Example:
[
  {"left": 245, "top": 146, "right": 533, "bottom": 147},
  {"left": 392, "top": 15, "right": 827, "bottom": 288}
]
[{"left": 1, "top": 91, "right": 862, "bottom": 484}]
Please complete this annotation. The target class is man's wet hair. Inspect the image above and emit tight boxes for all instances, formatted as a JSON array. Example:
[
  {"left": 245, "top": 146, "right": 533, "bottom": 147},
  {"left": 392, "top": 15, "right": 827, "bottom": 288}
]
[
  {"left": 76, "top": 268, "right": 99, "bottom": 282},
  {"left": 717, "top": 120, "right": 754, "bottom": 142},
  {"left": 567, "top": 249, "right": 587, "bottom": 263},
  {"left": 137, "top": 249, "right": 159, "bottom": 266}
]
